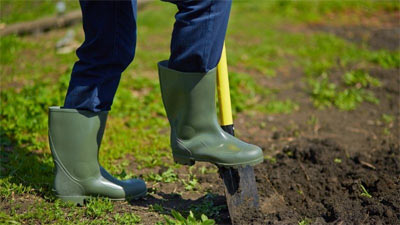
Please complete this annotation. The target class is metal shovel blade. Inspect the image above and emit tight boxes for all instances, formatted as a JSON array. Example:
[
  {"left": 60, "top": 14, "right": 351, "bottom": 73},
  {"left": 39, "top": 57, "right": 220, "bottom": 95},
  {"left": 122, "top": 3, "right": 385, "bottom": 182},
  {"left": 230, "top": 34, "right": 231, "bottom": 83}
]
[
  {"left": 219, "top": 166, "right": 260, "bottom": 224},
  {"left": 218, "top": 125, "right": 260, "bottom": 224}
]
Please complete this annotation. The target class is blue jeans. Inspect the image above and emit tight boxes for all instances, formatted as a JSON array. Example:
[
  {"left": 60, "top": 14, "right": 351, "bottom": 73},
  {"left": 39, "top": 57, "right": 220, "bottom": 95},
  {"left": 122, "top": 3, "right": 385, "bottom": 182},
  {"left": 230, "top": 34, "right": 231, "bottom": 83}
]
[{"left": 64, "top": 0, "right": 232, "bottom": 112}]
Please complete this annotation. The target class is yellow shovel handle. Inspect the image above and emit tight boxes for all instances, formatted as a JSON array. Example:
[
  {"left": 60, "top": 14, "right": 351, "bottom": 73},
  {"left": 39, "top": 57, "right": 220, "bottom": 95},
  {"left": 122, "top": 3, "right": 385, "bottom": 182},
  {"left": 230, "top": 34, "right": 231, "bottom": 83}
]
[{"left": 217, "top": 43, "right": 233, "bottom": 126}]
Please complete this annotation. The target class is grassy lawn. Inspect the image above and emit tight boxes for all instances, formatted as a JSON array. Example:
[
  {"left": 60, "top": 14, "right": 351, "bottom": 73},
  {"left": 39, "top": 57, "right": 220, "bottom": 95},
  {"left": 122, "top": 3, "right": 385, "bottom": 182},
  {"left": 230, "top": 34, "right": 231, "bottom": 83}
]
[{"left": 1, "top": 0, "right": 399, "bottom": 224}]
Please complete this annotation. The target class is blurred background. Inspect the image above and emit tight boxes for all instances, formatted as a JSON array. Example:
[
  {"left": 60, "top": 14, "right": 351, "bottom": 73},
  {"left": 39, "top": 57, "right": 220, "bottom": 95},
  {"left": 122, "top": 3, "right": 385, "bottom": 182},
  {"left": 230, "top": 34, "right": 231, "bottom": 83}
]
[{"left": 1, "top": 0, "right": 399, "bottom": 224}]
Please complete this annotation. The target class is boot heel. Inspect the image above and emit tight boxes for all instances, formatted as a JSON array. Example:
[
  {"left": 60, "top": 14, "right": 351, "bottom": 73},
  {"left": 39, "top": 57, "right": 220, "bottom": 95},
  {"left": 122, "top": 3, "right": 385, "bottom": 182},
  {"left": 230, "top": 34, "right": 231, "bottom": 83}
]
[
  {"left": 173, "top": 155, "right": 195, "bottom": 166},
  {"left": 58, "top": 195, "right": 87, "bottom": 205}
]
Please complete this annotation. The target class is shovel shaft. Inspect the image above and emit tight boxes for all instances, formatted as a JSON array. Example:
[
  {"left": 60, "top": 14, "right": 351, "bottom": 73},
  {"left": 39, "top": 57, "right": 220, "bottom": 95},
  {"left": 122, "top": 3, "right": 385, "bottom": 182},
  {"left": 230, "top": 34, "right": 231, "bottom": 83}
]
[{"left": 217, "top": 44, "right": 233, "bottom": 127}]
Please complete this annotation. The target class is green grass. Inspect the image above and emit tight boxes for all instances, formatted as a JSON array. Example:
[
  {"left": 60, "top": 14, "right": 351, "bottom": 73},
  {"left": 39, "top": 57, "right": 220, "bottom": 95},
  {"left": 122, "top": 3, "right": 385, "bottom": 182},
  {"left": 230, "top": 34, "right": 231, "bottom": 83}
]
[
  {"left": 0, "top": 0, "right": 80, "bottom": 24},
  {"left": 307, "top": 69, "right": 381, "bottom": 110},
  {"left": 1, "top": 0, "right": 399, "bottom": 224}
]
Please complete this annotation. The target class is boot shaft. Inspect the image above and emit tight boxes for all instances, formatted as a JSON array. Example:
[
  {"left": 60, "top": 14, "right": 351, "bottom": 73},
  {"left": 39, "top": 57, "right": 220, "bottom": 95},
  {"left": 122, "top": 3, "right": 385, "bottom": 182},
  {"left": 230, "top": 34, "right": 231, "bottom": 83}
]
[
  {"left": 158, "top": 61, "right": 220, "bottom": 140},
  {"left": 48, "top": 107, "right": 107, "bottom": 179}
]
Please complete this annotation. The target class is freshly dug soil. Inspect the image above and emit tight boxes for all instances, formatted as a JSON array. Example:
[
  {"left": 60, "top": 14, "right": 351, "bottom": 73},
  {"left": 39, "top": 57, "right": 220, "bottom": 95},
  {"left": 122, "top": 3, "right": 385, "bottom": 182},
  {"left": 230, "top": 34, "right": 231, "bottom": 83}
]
[{"left": 252, "top": 138, "right": 399, "bottom": 225}]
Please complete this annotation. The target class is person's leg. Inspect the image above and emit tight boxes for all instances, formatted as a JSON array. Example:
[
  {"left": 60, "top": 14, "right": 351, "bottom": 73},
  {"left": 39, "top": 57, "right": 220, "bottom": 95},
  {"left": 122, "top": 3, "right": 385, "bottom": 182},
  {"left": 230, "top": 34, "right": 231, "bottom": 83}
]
[
  {"left": 64, "top": 0, "right": 138, "bottom": 112},
  {"left": 158, "top": 0, "right": 263, "bottom": 167},
  {"left": 167, "top": 0, "right": 232, "bottom": 72},
  {"left": 50, "top": 1, "right": 146, "bottom": 205}
]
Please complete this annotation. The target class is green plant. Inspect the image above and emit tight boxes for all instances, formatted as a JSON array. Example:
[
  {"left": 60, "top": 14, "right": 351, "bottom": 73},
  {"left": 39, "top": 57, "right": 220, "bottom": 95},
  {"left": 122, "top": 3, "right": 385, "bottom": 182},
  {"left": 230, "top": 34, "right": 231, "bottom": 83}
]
[
  {"left": 145, "top": 168, "right": 178, "bottom": 183},
  {"left": 334, "top": 88, "right": 378, "bottom": 111},
  {"left": 382, "top": 114, "right": 394, "bottom": 124},
  {"left": 189, "top": 194, "right": 226, "bottom": 219},
  {"left": 181, "top": 171, "right": 199, "bottom": 191},
  {"left": 307, "top": 115, "right": 319, "bottom": 126},
  {"left": 360, "top": 184, "right": 372, "bottom": 198},
  {"left": 298, "top": 218, "right": 311, "bottom": 225},
  {"left": 334, "top": 158, "right": 342, "bottom": 163},
  {"left": 343, "top": 70, "right": 381, "bottom": 88},
  {"left": 163, "top": 210, "right": 215, "bottom": 225},
  {"left": 369, "top": 50, "right": 400, "bottom": 69},
  {"left": 0, "top": 211, "right": 20, "bottom": 224},
  {"left": 264, "top": 155, "right": 277, "bottom": 164},
  {"left": 308, "top": 72, "right": 380, "bottom": 110},
  {"left": 150, "top": 203, "right": 167, "bottom": 214},
  {"left": 308, "top": 74, "right": 337, "bottom": 109}
]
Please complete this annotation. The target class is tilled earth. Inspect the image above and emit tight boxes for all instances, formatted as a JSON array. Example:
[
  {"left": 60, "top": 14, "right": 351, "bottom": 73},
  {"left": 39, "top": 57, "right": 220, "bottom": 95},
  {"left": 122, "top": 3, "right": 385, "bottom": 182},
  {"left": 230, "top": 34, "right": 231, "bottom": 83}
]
[{"left": 253, "top": 139, "right": 399, "bottom": 225}]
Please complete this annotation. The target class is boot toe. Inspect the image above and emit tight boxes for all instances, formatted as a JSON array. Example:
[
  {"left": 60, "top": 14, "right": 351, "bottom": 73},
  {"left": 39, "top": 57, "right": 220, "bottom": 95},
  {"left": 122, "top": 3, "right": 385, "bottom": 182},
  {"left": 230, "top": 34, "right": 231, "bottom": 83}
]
[
  {"left": 100, "top": 167, "right": 147, "bottom": 199},
  {"left": 125, "top": 178, "right": 147, "bottom": 199},
  {"left": 209, "top": 140, "right": 264, "bottom": 166},
  {"left": 237, "top": 144, "right": 263, "bottom": 164}
]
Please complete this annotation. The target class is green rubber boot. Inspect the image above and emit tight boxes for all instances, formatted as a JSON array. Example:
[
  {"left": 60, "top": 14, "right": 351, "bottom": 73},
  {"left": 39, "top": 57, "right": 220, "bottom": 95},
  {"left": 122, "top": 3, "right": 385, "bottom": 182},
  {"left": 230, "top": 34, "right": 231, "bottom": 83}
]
[
  {"left": 158, "top": 61, "right": 263, "bottom": 168},
  {"left": 48, "top": 107, "right": 146, "bottom": 205}
]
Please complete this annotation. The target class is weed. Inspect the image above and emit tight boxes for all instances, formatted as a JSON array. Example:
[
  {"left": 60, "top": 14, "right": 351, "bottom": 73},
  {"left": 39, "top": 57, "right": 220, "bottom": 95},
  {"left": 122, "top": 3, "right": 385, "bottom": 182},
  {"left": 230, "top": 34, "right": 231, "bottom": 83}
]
[
  {"left": 334, "top": 158, "right": 342, "bottom": 163},
  {"left": 343, "top": 70, "right": 381, "bottom": 88},
  {"left": 383, "top": 127, "right": 391, "bottom": 136},
  {"left": 182, "top": 172, "right": 199, "bottom": 191},
  {"left": 198, "top": 166, "right": 218, "bottom": 175},
  {"left": 145, "top": 168, "right": 178, "bottom": 183},
  {"left": 334, "top": 88, "right": 378, "bottom": 111},
  {"left": 150, "top": 203, "right": 167, "bottom": 214},
  {"left": 369, "top": 50, "right": 400, "bottom": 69},
  {"left": 308, "top": 74, "right": 337, "bottom": 109},
  {"left": 360, "top": 184, "right": 372, "bottom": 198},
  {"left": 382, "top": 114, "right": 394, "bottom": 124},
  {"left": 298, "top": 218, "right": 312, "bottom": 225},
  {"left": 307, "top": 115, "right": 319, "bottom": 126},
  {"left": 381, "top": 113, "right": 394, "bottom": 136},
  {"left": 189, "top": 194, "right": 226, "bottom": 219},
  {"left": 285, "top": 151, "right": 294, "bottom": 157},
  {"left": 114, "top": 169, "right": 136, "bottom": 180},
  {"left": 163, "top": 210, "right": 215, "bottom": 225},
  {"left": 264, "top": 155, "right": 277, "bottom": 164}
]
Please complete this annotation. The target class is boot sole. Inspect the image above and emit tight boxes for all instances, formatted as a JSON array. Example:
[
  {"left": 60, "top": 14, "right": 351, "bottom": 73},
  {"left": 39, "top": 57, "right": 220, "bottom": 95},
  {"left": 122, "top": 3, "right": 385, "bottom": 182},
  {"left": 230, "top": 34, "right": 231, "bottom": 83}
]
[
  {"left": 173, "top": 154, "right": 263, "bottom": 168},
  {"left": 57, "top": 190, "right": 147, "bottom": 206}
]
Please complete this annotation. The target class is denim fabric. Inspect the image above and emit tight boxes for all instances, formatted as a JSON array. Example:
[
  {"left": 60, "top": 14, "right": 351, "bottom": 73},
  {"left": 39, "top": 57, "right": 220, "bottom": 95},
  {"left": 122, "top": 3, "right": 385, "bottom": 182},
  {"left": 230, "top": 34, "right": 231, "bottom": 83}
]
[{"left": 64, "top": 0, "right": 232, "bottom": 112}]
